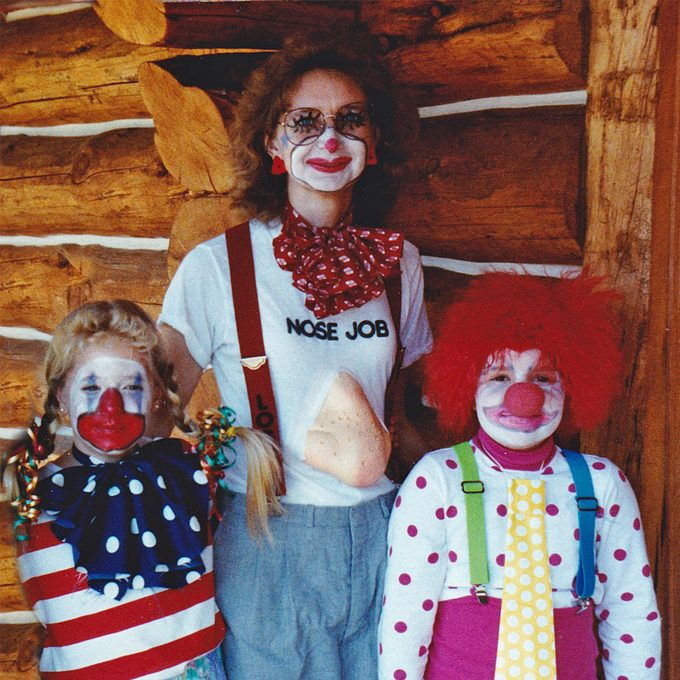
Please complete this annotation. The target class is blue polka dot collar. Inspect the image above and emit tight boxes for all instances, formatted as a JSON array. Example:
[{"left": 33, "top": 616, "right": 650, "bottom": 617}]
[{"left": 37, "top": 438, "right": 211, "bottom": 600}]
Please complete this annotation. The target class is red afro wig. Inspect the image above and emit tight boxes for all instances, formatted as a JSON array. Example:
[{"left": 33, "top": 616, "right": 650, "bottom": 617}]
[{"left": 425, "top": 272, "right": 623, "bottom": 440}]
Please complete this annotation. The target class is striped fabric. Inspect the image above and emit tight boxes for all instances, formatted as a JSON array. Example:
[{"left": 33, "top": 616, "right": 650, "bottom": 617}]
[{"left": 17, "top": 520, "right": 225, "bottom": 680}]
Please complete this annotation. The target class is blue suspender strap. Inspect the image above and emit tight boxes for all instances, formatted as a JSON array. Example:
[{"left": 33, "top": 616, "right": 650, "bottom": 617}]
[
  {"left": 453, "top": 442, "right": 489, "bottom": 603},
  {"left": 561, "top": 449, "right": 598, "bottom": 605}
]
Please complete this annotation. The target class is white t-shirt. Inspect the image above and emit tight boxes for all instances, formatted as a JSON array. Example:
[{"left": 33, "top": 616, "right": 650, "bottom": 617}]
[{"left": 160, "top": 216, "right": 433, "bottom": 506}]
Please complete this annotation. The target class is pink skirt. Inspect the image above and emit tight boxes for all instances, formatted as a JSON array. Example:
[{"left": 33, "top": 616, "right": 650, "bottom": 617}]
[{"left": 425, "top": 596, "right": 599, "bottom": 680}]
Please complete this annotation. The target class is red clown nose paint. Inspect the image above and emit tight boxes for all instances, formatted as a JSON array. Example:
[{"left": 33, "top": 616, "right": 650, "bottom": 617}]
[
  {"left": 324, "top": 137, "right": 339, "bottom": 153},
  {"left": 503, "top": 382, "right": 545, "bottom": 417},
  {"left": 77, "top": 387, "right": 145, "bottom": 452}
]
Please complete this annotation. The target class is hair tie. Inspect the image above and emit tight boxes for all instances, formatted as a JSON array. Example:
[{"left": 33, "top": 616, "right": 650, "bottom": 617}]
[
  {"left": 8, "top": 422, "right": 46, "bottom": 538},
  {"left": 196, "top": 407, "right": 241, "bottom": 520}
]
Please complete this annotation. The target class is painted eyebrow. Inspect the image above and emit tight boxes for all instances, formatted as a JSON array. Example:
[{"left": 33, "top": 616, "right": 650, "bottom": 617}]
[
  {"left": 483, "top": 359, "right": 511, "bottom": 371},
  {"left": 528, "top": 367, "right": 559, "bottom": 377},
  {"left": 114, "top": 371, "right": 147, "bottom": 384}
]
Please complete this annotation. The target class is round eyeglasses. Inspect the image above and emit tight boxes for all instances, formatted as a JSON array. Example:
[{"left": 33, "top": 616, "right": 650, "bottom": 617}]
[{"left": 278, "top": 102, "right": 372, "bottom": 147}]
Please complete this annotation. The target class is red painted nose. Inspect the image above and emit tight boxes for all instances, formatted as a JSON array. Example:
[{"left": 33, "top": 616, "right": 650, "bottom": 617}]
[
  {"left": 98, "top": 388, "right": 125, "bottom": 414},
  {"left": 324, "top": 138, "right": 339, "bottom": 153},
  {"left": 503, "top": 382, "right": 545, "bottom": 417}
]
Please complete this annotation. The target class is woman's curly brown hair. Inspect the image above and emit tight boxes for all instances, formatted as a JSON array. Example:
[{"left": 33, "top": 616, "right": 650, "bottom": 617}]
[{"left": 228, "top": 25, "right": 413, "bottom": 226}]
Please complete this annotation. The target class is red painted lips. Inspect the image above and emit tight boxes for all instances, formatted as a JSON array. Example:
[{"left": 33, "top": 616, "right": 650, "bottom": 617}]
[{"left": 306, "top": 157, "right": 352, "bottom": 173}]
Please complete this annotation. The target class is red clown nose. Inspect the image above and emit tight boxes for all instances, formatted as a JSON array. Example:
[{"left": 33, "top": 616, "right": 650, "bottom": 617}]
[
  {"left": 503, "top": 382, "right": 545, "bottom": 417},
  {"left": 77, "top": 387, "right": 145, "bottom": 452}
]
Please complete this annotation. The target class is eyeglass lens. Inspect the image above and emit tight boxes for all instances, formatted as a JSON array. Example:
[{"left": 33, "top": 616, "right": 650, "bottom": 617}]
[{"left": 282, "top": 102, "right": 371, "bottom": 146}]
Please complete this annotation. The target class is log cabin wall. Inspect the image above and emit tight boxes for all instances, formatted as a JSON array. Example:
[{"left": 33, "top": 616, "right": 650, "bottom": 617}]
[{"left": 0, "top": 1, "right": 674, "bottom": 677}]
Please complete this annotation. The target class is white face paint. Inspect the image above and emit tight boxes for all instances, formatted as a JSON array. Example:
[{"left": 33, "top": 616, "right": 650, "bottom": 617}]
[
  {"left": 287, "top": 127, "right": 367, "bottom": 193},
  {"left": 475, "top": 349, "right": 565, "bottom": 450},
  {"left": 267, "top": 69, "right": 375, "bottom": 197},
  {"left": 61, "top": 340, "right": 153, "bottom": 460}
]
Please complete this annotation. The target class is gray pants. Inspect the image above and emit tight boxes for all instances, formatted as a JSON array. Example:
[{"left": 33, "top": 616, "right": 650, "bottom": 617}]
[{"left": 214, "top": 489, "right": 397, "bottom": 680}]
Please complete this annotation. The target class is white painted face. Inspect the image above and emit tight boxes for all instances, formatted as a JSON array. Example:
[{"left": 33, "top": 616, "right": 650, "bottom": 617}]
[
  {"left": 266, "top": 69, "right": 374, "bottom": 196},
  {"left": 475, "top": 349, "right": 565, "bottom": 450},
  {"left": 60, "top": 339, "right": 153, "bottom": 460}
]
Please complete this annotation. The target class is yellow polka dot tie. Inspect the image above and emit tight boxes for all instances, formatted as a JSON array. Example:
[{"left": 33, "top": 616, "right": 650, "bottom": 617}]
[{"left": 495, "top": 478, "right": 557, "bottom": 679}]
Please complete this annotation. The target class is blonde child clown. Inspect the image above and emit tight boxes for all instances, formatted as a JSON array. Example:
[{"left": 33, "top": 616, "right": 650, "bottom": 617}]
[{"left": 7, "top": 300, "right": 281, "bottom": 680}]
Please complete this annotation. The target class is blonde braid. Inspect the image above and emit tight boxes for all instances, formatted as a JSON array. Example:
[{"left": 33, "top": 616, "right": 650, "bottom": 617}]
[
  {"left": 37, "top": 391, "right": 60, "bottom": 458},
  {"left": 165, "top": 382, "right": 198, "bottom": 438},
  {"left": 196, "top": 407, "right": 282, "bottom": 539}
]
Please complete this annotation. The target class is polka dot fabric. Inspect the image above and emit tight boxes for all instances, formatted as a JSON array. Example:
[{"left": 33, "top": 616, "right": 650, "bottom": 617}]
[
  {"left": 37, "top": 439, "right": 210, "bottom": 599},
  {"left": 494, "top": 479, "right": 556, "bottom": 680},
  {"left": 377, "top": 443, "right": 661, "bottom": 680},
  {"left": 273, "top": 203, "right": 404, "bottom": 319}
]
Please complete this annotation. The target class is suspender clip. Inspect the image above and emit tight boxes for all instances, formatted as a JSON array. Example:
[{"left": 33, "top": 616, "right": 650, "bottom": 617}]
[
  {"left": 474, "top": 585, "right": 488, "bottom": 604},
  {"left": 461, "top": 480, "right": 485, "bottom": 494},
  {"left": 241, "top": 355, "right": 267, "bottom": 371},
  {"left": 575, "top": 597, "right": 592, "bottom": 613},
  {"left": 575, "top": 496, "right": 598, "bottom": 511}
]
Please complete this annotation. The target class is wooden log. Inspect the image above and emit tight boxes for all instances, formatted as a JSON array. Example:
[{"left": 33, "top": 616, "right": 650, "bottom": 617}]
[
  {"left": 0, "top": 505, "right": 39, "bottom": 677},
  {"left": 0, "top": 503, "right": 38, "bottom": 677},
  {"left": 154, "top": 84, "right": 583, "bottom": 262},
  {"left": 168, "top": 195, "right": 246, "bottom": 278},
  {"left": 580, "top": 1, "right": 658, "bottom": 509},
  {"left": 95, "top": 0, "right": 357, "bottom": 48},
  {"left": 0, "top": 242, "right": 166, "bottom": 428},
  {"left": 0, "top": 624, "right": 40, "bottom": 678},
  {"left": 390, "top": 107, "right": 584, "bottom": 263},
  {"left": 580, "top": 2, "right": 665, "bottom": 671},
  {"left": 417, "top": 265, "right": 469, "bottom": 449},
  {"left": 0, "top": 8, "right": 238, "bottom": 126},
  {"left": 0, "top": 338, "right": 47, "bottom": 429},
  {"left": 422, "top": 266, "right": 469, "bottom": 339},
  {"left": 0, "top": 245, "right": 168, "bottom": 334},
  {"left": 138, "top": 55, "right": 267, "bottom": 193},
  {"left": 1, "top": 0, "right": 88, "bottom": 14},
  {"left": 0, "top": 129, "right": 189, "bottom": 237},
  {"left": 94, "top": 0, "right": 584, "bottom": 105},
  {"left": 361, "top": 0, "right": 587, "bottom": 105},
  {"left": 0, "top": 506, "right": 30, "bottom": 614},
  {"left": 643, "top": 1, "right": 680, "bottom": 675}
]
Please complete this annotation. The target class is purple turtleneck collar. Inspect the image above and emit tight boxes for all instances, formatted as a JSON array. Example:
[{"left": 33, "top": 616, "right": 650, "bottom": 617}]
[{"left": 473, "top": 428, "right": 556, "bottom": 472}]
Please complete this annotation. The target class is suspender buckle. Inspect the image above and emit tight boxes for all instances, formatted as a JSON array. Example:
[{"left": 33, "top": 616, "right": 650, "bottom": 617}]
[
  {"left": 461, "top": 480, "right": 485, "bottom": 494},
  {"left": 575, "top": 597, "right": 592, "bottom": 613},
  {"left": 241, "top": 355, "right": 267, "bottom": 371},
  {"left": 575, "top": 496, "right": 598, "bottom": 511},
  {"left": 474, "top": 585, "right": 488, "bottom": 604}
]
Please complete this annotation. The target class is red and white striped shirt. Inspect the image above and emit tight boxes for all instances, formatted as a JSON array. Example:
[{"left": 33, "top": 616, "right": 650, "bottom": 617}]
[{"left": 17, "top": 518, "right": 225, "bottom": 680}]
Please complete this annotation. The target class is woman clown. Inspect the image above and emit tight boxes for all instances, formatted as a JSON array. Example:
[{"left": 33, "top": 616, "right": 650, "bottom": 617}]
[{"left": 378, "top": 272, "right": 661, "bottom": 680}]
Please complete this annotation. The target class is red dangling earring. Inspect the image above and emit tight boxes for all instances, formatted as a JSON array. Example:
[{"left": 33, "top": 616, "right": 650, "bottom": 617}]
[
  {"left": 271, "top": 156, "right": 287, "bottom": 175},
  {"left": 367, "top": 145, "right": 378, "bottom": 166}
]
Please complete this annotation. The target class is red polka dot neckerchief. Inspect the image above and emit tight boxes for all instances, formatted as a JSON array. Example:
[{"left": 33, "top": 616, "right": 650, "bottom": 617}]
[{"left": 272, "top": 203, "right": 404, "bottom": 319}]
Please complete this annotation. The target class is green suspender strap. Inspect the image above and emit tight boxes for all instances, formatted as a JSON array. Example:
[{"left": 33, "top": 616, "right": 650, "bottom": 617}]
[
  {"left": 453, "top": 443, "right": 597, "bottom": 610},
  {"left": 453, "top": 442, "right": 490, "bottom": 603}
]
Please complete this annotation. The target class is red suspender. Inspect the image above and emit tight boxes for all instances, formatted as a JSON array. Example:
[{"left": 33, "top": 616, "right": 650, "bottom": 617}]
[
  {"left": 225, "top": 223, "right": 286, "bottom": 494},
  {"left": 384, "top": 270, "right": 404, "bottom": 426},
  {"left": 226, "top": 221, "right": 404, "bottom": 495}
]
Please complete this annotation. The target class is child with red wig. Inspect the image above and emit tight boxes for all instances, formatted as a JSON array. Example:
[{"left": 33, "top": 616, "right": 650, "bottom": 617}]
[{"left": 378, "top": 272, "right": 660, "bottom": 680}]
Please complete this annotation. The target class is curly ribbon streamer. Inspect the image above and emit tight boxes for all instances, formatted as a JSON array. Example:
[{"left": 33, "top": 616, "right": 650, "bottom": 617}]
[
  {"left": 7, "top": 424, "right": 48, "bottom": 539},
  {"left": 196, "top": 406, "right": 240, "bottom": 521}
]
